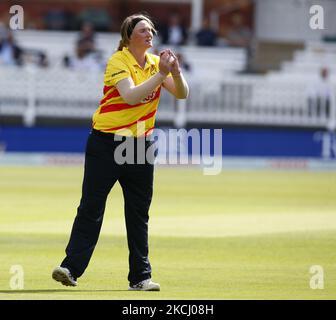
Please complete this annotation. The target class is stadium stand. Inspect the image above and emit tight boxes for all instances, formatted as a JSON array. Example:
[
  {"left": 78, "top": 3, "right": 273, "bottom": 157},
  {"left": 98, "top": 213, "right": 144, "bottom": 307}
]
[{"left": 1, "top": 30, "right": 335, "bottom": 131}]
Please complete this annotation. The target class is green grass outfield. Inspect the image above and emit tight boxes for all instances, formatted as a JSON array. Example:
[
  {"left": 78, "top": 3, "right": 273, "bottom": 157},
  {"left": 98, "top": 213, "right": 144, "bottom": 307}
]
[{"left": 0, "top": 166, "right": 336, "bottom": 300}]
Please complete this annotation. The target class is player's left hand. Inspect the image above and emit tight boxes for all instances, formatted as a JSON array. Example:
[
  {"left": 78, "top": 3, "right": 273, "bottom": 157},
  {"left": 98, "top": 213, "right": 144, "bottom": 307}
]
[{"left": 170, "top": 52, "right": 181, "bottom": 77}]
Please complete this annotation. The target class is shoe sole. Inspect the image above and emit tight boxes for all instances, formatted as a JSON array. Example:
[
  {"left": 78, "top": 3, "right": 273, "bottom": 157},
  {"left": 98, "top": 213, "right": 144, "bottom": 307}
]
[
  {"left": 52, "top": 268, "right": 77, "bottom": 287},
  {"left": 128, "top": 286, "right": 160, "bottom": 291}
]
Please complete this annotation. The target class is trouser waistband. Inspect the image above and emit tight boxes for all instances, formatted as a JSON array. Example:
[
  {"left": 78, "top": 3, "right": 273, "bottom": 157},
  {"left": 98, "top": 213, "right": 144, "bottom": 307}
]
[{"left": 91, "top": 128, "right": 122, "bottom": 140}]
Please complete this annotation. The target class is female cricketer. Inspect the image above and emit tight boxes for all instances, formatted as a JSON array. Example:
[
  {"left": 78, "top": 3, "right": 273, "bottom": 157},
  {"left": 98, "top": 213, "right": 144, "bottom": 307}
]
[{"left": 52, "top": 13, "right": 189, "bottom": 291}]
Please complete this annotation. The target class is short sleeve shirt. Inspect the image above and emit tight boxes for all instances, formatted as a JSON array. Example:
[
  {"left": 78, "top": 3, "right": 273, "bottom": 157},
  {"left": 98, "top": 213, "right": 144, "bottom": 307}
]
[{"left": 92, "top": 47, "right": 164, "bottom": 137}]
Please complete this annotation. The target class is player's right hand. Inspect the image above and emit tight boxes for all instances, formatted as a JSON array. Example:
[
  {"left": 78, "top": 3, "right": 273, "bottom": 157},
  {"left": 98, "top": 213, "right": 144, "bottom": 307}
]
[{"left": 159, "top": 50, "right": 175, "bottom": 76}]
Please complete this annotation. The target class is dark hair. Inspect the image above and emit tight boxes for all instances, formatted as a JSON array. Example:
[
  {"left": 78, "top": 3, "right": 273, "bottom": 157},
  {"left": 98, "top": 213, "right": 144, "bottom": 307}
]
[{"left": 117, "top": 14, "right": 157, "bottom": 51}]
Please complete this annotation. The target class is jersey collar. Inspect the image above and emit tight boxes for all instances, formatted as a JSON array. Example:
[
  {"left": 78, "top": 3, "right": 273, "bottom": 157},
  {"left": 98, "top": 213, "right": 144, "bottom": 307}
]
[{"left": 123, "top": 47, "right": 155, "bottom": 70}]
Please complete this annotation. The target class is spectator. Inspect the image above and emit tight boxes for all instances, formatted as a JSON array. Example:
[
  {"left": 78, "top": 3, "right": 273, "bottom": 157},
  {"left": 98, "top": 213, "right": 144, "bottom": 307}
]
[
  {"left": 159, "top": 13, "right": 188, "bottom": 46},
  {"left": 23, "top": 48, "right": 49, "bottom": 68},
  {"left": 0, "top": 23, "right": 48, "bottom": 68},
  {"left": 225, "top": 13, "right": 252, "bottom": 48},
  {"left": 306, "top": 67, "right": 335, "bottom": 119},
  {"left": 195, "top": 18, "right": 218, "bottom": 47},
  {"left": 63, "top": 22, "right": 104, "bottom": 72},
  {"left": 0, "top": 27, "right": 24, "bottom": 66},
  {"left": 63, "top": 41, "right": 102, "bottom": 72},
  {"left": 77, "top": 22, "right": 96, "bottom": 57},
  {"left": 37, "top": 52, "right": 49, "bottom": 68}
]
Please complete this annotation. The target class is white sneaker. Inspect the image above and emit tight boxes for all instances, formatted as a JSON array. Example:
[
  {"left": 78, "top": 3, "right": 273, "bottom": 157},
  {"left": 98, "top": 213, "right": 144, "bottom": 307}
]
[
  {"left": 52, "top": 266, "right": 78, "bottom": 287},
  {"left": 128, "top": 279, "right": 160, "bottom": 291}
]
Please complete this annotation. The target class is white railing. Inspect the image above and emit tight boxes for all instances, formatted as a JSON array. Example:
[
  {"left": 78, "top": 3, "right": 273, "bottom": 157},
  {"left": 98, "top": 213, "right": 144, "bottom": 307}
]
[
  {"left": 1, "top": 66, "right": 335, "bottom": 130},
  {"left": 185, "top": 74, "right": 336, "bottom": 130}
]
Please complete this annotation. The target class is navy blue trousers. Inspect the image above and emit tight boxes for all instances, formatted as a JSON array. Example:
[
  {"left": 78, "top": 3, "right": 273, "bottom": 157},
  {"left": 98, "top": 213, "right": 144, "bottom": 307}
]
[{"left": 61, "top": 129, "right": 155, "bottom": 285}]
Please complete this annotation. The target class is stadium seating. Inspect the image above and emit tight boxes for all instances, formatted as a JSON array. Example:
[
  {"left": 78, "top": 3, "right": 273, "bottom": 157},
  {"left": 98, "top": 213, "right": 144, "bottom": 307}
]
[
  {"left": 1, "top": 31, "right": 335, "bottom": 130},
  {"left": 274, "top": 41, "right": 336, "bottom": 80},
  {"left": 14, "top": 30, "right": 246, "bottom": 74}
]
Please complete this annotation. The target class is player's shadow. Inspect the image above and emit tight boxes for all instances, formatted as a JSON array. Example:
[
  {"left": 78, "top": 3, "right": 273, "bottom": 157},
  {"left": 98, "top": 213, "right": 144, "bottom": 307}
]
[{"left": 0, "top": 289, "right": 129, "bottom": 294}]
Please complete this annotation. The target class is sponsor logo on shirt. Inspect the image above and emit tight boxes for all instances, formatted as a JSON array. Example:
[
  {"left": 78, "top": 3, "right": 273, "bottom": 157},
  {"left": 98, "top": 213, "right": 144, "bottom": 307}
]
[
  {"left": 111, "top": 70, "right": 126, "bottom": 77},
  {"left": 141, "top": 89, "right": 158, "bottom": 103}
]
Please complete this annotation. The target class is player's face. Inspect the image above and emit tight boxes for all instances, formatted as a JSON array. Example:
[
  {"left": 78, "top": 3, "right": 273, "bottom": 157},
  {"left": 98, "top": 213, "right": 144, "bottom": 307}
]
[{"left": 130, "top": 20, "right": 153, "bottom": 49}]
